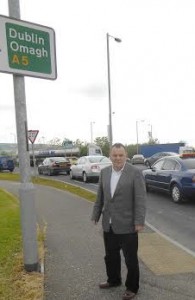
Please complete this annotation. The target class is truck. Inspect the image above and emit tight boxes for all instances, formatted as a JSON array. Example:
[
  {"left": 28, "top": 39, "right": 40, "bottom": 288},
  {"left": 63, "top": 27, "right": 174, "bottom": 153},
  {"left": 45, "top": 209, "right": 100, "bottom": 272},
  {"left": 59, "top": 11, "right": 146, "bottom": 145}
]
[{"left": 139, "top": 142, "right": 185, "bottom": 158}]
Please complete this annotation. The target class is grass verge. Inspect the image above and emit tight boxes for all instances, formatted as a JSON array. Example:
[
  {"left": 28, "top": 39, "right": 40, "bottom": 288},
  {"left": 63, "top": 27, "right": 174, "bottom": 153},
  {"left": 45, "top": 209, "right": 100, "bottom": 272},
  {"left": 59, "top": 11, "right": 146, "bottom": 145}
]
[
  {"left": 0, "top": 172, "right": 96, "bottom": 202},
  {"left": 0, "top": 172, "right": 96, "bottom": 300},
  {"left": 0, "top": 188, "right": 45, "bottom": 300}
]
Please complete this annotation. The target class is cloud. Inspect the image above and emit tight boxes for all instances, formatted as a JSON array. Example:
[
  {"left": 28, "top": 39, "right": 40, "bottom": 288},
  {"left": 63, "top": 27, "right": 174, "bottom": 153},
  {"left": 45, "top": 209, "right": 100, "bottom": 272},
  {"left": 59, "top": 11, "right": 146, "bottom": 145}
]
[
  {"left": 0, "top": 104, "right": 13, "bottom": 111},
  {"left": 70, "top": 83, "right": 107, "bottom": 98}
]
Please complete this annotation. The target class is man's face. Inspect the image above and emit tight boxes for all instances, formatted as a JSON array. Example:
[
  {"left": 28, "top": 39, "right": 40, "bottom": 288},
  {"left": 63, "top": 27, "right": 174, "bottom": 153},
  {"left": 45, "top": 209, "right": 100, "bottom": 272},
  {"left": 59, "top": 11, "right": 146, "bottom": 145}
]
[{"left": 110, "top": 146, "right": 127, "bottom": 171}]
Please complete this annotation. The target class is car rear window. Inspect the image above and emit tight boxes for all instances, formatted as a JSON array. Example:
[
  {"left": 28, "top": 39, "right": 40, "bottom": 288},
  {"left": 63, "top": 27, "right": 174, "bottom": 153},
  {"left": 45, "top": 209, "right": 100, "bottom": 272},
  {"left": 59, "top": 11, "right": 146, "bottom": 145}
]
[
  {"left": 89, "top": 156, "right": 106, "bottom": 163},
  {"left": 50, "top": 157, "right": 69, "bottom": 163}
]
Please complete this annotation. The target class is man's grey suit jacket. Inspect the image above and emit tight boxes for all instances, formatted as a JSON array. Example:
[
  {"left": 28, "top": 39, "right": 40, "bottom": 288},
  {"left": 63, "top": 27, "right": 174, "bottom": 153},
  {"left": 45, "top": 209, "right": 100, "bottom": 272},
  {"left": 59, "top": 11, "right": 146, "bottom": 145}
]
[{"left": 91, "top": 162, "right": 146, "bottom": 234}]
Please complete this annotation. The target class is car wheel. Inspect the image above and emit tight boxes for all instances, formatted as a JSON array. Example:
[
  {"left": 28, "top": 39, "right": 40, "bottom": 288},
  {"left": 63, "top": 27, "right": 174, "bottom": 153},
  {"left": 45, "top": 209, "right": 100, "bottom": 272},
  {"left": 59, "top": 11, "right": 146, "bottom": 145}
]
[
  {"left": 83, "top": 172, "right": 88, "bottom": 183},
  {"left": 171, "top": 184, "right": 183, "bottom": 204},
  {"left": 48, "top": 169, "right": 53, "bottom": 176}
]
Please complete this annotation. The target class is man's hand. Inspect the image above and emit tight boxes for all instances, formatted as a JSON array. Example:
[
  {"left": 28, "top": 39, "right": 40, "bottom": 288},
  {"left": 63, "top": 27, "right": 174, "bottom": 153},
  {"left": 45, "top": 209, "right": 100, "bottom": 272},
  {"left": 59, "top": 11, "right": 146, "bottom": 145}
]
[{"left": 135, "top": 225, "right": 144, "bottom": 232}]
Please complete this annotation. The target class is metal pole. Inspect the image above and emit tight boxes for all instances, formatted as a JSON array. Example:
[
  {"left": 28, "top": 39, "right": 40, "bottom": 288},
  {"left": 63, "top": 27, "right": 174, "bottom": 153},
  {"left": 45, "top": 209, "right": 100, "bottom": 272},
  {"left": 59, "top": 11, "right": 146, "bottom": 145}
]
[
  {"left": 8, "top": 0, "right": 39, "bottom": 272},
  {"left": 106, "top": 33, "right": 112, "bottom": 150},
  {"left": 150, "top": 124, "right": 153, "bottom": 139},
  {"left": 32, "top": 143, "right": 36, "bottom": 176},
  {"left": 90, "top": 122, "right": 94, "bottom": 144},
  {"left": 136, "top": 121, "right": 139, "bottom": 154}
]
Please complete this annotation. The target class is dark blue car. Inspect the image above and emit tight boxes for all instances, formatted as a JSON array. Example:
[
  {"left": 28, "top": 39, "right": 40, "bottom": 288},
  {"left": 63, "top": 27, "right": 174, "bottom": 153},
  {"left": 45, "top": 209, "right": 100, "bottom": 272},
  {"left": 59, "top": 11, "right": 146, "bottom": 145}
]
[
  {"left": 0, "top": 156, "right": 15, "bottom": 172},
  {"left": 142, "top": 154, "right": 195, "bottom": 203}
]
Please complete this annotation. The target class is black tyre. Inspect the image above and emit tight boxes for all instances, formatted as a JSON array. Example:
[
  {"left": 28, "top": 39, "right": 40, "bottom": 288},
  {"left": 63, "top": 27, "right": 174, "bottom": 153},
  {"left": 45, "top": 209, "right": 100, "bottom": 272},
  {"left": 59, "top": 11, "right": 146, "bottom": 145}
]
[
  {"left": 48, "top": 169, "right": 53, "bottom": 176},
  {"left": 171, "top": 184, "right": 183, "bottom": 203}
]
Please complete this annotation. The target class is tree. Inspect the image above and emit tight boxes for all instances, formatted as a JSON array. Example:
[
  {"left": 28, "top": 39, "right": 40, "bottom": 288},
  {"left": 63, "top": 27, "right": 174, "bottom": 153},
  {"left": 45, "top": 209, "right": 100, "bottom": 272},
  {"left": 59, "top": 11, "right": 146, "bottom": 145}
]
[
  {"left": 74, "top": 139, "right": 88, "bottom": 156},
  {"left": 147, "top": 131, "right": 159, "bottom": 144},
  {"left": 125, "top": 144, "right": 137, "bottom": 158},
  {"left": 47, "top": 137, "right": 62, "bottom": 146},
  {"left": 94, "top": 137, "right": 110, "bottom": 157},
  {"left": 0, "top": 150, "right": 10, "bottom": 156},
  {"left": 147, "top": 137, "right": 159, "bottom": 144}
]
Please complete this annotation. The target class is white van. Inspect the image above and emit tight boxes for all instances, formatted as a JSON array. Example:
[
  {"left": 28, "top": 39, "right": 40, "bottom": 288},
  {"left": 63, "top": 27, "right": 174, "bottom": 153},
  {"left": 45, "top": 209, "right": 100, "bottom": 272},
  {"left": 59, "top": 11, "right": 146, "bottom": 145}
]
[{"left": 87, "top": 143, "right": 102, "bottom": 156}]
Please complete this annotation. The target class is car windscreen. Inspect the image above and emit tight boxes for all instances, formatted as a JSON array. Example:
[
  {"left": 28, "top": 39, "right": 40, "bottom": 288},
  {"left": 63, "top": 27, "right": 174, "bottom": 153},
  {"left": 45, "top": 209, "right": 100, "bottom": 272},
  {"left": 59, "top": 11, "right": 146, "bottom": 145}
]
[{"left": 182, "top": 158, "right": 195, "bottom": 169}]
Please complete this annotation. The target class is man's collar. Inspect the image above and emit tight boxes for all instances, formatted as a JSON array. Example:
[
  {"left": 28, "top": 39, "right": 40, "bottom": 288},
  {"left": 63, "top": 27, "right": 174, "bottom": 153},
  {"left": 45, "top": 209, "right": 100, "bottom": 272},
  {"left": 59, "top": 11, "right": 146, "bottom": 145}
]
[{"left": 112, "top": 162, "right": 126, "bottom": 173}]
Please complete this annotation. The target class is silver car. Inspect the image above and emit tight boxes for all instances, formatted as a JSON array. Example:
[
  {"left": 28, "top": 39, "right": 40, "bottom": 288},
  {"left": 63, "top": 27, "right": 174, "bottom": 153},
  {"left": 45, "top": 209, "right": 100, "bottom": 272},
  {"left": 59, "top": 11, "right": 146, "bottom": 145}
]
[
  {"left": 131, "top": 154, "right": 145, "bottom": 165},
  {"left": 70, "top": 155, "right": 112, "bottom": 182}
]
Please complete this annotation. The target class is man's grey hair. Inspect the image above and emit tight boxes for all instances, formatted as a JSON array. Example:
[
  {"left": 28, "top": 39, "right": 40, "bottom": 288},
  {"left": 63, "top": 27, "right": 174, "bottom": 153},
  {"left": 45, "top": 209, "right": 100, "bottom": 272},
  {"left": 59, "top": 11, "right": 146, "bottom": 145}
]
[{"left": 111, "top": 143, "right": 126, "bottom": 150}]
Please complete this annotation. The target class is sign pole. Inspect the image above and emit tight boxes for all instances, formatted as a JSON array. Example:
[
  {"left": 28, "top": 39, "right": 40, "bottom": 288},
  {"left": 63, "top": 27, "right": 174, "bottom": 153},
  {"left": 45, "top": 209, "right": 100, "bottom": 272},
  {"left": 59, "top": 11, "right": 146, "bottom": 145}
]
[
  {"left": 8, "top": 0, "right": 39, "bottom": 272},
  {"left": 32, "top": 142, "right": 36, "bottom": 176},
  {"left": 28, "top": 130, "right": 39, "bottom": 177}
]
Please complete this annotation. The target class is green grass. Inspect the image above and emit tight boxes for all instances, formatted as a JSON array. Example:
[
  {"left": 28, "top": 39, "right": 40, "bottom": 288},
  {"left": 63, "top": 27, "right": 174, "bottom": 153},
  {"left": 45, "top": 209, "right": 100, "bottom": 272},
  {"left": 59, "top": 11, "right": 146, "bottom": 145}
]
[
  {"left": 0, "top": 172, "right": 96, "bottom": 299},
  {"left": 0, "top": 173, "right": 96, "bottom": 202},
  {"left": 0, "top": 189, "right": 22, "bottom": 299}
]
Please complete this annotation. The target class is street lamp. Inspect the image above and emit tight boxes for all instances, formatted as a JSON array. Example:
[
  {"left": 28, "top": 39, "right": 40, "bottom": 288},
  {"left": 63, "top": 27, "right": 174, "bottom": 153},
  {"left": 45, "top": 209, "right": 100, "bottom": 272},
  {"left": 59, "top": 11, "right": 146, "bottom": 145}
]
[
  {"left": 106, "top": 33, "right": 122, "bottom": 150},
  {"left": 90, "top": 121, "right": 95, "bottom": 143},
  {"left": 136, "top": 119, "right": 145, "bottom": 154},
  {"left": 148, "top": 123, "right": 153, "bottom": 140}
]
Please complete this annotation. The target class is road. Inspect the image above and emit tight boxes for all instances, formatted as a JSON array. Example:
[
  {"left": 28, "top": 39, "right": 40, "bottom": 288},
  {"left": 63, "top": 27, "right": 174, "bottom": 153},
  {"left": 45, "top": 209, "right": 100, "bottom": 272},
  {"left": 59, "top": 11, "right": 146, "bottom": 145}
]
[
  {"left": 52, "top": 168, "right": 195, "bottom": 255},
  {"left": 15, "top": 166, "right": 195, "bottom": 254}
]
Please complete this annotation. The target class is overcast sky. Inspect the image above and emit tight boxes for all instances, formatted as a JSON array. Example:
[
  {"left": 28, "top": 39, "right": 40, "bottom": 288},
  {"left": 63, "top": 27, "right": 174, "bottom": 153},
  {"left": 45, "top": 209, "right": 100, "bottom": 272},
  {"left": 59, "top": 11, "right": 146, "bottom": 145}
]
[{"left": 1, "top": 0, "right": 195, "bottom": 146}]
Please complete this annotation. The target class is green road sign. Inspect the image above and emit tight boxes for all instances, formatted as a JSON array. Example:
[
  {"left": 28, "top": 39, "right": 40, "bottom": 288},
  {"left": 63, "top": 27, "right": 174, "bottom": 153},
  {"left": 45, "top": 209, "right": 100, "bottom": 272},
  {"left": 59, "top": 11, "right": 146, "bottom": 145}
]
[{"left": 0, "top": 15, "right": 57, "bottom": 79}]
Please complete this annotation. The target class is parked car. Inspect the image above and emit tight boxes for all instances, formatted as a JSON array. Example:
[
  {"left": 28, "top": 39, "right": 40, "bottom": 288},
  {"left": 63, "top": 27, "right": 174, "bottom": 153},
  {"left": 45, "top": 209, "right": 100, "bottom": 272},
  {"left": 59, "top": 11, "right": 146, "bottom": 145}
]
[
  {"left": 131, "top": 154, "right": 145, "bottom": 164},
  {"left": 70, "top": 155, "right": 112, "bottom": 182},
  {"left": 144, "top": 152, "right": 178, "bottom": 167},
  {"left": 38, "top": 157, "right": 71, "bottom": 176},
  {"left": 66, "top": 156, "right": 78, "bottom": 165},
  {"left": 0, "top": 156, "right": 15, "bottom": 172},
  {"left": 142, "top": 154, "right": 195, "bottom": 203}
]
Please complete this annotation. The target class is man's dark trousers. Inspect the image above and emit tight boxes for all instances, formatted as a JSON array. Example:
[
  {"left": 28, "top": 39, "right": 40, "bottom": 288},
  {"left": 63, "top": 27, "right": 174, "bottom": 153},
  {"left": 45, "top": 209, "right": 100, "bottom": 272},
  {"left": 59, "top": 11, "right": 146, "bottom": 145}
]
[{"left": 103, "top": 226, "right": 139, "bottom": 293}]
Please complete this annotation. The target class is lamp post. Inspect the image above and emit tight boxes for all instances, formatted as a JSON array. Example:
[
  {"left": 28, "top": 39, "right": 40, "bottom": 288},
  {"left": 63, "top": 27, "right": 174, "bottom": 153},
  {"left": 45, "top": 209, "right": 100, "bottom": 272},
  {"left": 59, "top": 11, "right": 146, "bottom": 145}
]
[
  {"left": 90, "top": 121, "right": 95, "bottom": 143},
  {"left": 136, "top": 119, "right": 145, "bottom": 154},
  {"left": 106, "top": 33, "right": 122, "bottom": 150},
  {"left": 148, "top": 123, "right": 153, "bottom": 141}
]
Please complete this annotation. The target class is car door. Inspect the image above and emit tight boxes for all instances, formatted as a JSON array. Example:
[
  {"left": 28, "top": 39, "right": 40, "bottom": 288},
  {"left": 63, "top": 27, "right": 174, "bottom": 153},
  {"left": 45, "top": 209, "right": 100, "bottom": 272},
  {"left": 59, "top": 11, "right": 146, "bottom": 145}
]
[
  {"left": 146, "top": 159, "right": 165, "bottom": 188},
  {"left": 75, "top": 157, "right": 86, "bottom": 177},
  {"left": 156, "top": 158, "right": 177, "bottom": 191},
  {"left": 44, "top": 158, "right": 50, "bottom": 174}
]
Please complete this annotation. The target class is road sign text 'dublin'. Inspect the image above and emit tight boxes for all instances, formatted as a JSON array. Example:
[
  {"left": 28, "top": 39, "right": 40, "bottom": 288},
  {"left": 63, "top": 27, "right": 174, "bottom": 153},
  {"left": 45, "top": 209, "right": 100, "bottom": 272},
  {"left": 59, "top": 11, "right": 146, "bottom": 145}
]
[{"left": 6, "top": 23, "right": 51, "bottom": 74}]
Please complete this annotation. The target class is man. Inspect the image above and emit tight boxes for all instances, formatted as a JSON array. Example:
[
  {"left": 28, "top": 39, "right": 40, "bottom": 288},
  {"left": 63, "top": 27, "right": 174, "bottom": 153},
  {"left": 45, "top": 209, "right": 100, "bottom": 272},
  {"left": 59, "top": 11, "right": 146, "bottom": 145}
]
[{"left": 91, "top": 143, "right": 146, "bottom": 300}]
